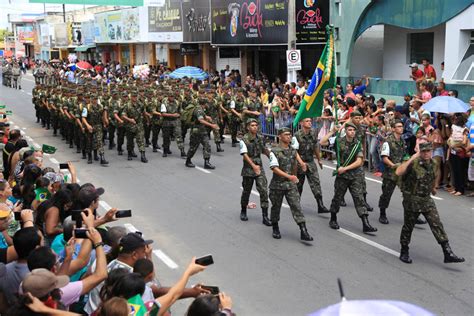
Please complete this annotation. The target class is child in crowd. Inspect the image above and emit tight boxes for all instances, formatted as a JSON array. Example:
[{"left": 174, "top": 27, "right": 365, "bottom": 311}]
[{"left": 414, "top": 127, "right": 428, "bottom": 153}]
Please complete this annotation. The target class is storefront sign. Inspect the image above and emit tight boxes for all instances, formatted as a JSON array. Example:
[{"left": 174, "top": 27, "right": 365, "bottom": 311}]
[
  {"left": 146, "top": 0, "right": 183, "bottom": 42},
  {"left": 30, "top": 0, "right": 144, "bottom": 5},
  {"left": 211, "top": 0, "right": 288, "bottom": 45},
  {"left": 39, "top": 23, "right": 50, "bottom": 47},
  {"left": 180, "top": 43, "right": 199, "bottom": 55},
  {"left": 182, "top": 0, "right": 210, "bottom": 43},
  {"left": 54, "top": 23, "right": 69, "bottom": 47},
  {"left": 295, "top": 0, "right": 329, "bottom": 43},
  {"left": 17, "top": 26, "right": 35, "bottom": 43},
  {"left": 94, "top": 8, "right": 140, "bottom": 43},
  {"left": 81, "top": 21, "right": 95, "bottom": 45}
]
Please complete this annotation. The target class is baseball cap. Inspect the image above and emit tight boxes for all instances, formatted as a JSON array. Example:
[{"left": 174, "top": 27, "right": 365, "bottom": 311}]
[
  {"left": 119, "top": 232, "right": 153, "bottom": 253},
  {"left": 78, "top": 185, "right": 105, "bottom": 207},
  {"left": 22, "top": 269, "right": 69, "bottom": 298},
  {"left": 277, "top": 127, "right": 291, "bottom": 135},
  {"left": 43, "top": 172, "right": 64, "bottom": 184},
  {"left": 409, "top": 63, "right": 418, "bottom": 68}
]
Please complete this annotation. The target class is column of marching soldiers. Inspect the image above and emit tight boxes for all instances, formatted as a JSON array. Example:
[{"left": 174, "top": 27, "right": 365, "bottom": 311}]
[{"left": 30, "top": 75, "right": 465, "bottom": 265}]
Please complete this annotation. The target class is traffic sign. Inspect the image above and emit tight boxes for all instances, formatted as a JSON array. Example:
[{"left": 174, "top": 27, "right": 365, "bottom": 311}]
[{"left": 287, "top": 49, "right": 302, "bottom": 71}]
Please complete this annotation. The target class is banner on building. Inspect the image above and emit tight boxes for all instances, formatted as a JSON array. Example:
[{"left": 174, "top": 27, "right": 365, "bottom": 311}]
[
  {"left": 147, "top": 0, "right": 183, "bottom": 42},
  {"left": 211, "top": 0, "right": 288, "bottom": 45},
  {"left": 81, "top": 21, "right": 95, "bottom": 45},
  {"left": 39, "top": 23, "right": 51, "bottom": 47},
  {"left": 68, "top": 22, "right": 82, "bottom": 45},
  {"left": 17, "top": 26, "right": 35, "bottom": 43},
  {"left": 181, "top": 0, "right": 211, "bottom": 43},
  {"left": 94, "top": 8, "right": 140, "bottom": 43},
  {"left": 295, "top": 0, "right": 329, "bottom": 44},
  {"left": 54, "top": 23, "right": 69, "bottom": 47},
  {"left": 30, "top": 0, "right": 144, "bottom": 5}
]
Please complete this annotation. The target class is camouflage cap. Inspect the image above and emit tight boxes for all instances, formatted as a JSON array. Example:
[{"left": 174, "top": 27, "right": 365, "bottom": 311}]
[
  {"left": 246, "top": 118, "right": 259, "bottom": 125},
  {"left": 350, "top": 110, "right": 362, "bottom": 117},
  {"left": 277, "top": 127, "right": 291, "bottom": 135},
  {"left": 345, "top": 122, "right": 357, "bottom": 130},
  {"left": 419, "top": 142, "right": 433, "bottom": 151}
]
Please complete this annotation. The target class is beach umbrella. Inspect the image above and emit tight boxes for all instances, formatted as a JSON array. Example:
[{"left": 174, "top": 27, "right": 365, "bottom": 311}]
[
  {"left": 309, "top": 300, "right": 434, "bottom": 316},
  {"left": 423, "top": 96, "right": 469, "bottom": 113},
  {"left": 77, "top": 61, "right": 93, "bottom": 70},
  {"left": 169, "top": 66, "right": 208, "bottom": 80}
]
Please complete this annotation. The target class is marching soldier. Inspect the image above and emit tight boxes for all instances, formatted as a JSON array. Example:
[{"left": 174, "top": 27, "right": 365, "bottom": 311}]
[
  {"left": 205, "top": 87, "right": 224, "bottom": 153},
  {"left": 116, "top": 91, "right": 127, "bottom": 156},
  {"left": 121, "top": 91, "right": 148, "bottom": 163},
  {"left": 150, "top": 89, "right": 163, "bottom": 152},
  {"left": 268, "top": 127, "right": 313, "bottom": 241},
  {"left": 320, "top": 123, "right": 378, "bottom": 234},
  {"left": 241, "top": 88, "right": 262, "bottom": 132},
  {"left": 161, "top": 90, "right": 186, "bottom": 158},
  {"left": 81, "top": 92, "right": 109, "bottom": 165},
  {"left": 396, "top": 142, "right": 464, "bottom": 264},
  {"left": 239, "top": 118, "right": 271, "bottom": 226},
  {"left": 229, "top": 88, "right": 244, "bottom": 147},
  {"left": 292, "top": 118, "right": 329, "bottom": 214}
]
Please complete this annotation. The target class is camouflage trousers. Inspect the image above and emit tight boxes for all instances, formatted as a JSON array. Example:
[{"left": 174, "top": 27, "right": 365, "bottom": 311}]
[
  {"left": 400, "top": 194, "right": 448, "bottom": 246},
  {"left": 117, "top": 125, "right": 126, "bottom": 150},
  {"left": 51, "top": 112, "right": 59, "bottom": 134},
  {"left": 241, "top": 175, "right": 269, "bottom": 209},
  {"left": 378, "top": 178, "right": 398, "bottom": 209},
  {"left": 151, "top": 123, "right": 162, "bottom": 148},
  {"left": 270, "top": 186, "right": 306, "bottom": 225},
  {"left": 108, "top": 124, "right": 116, "bottom": 146},
  {"left": 329, "top": 176, "right": 368, "bottom": 217},
  {"left": 85, "top": 125, "right": 104, "bottom": 154},
  {"left": 162, "top": 121, "right": 184, "bottom": 150},
  {"left": 186, "top": 128, "right": 211, "bottom": 160},
  {"left": 297, "top": 162, "right": 322, "bottom": 200},
  {"left": 144, "top": 121, "right": 151, "bottom": 144},
  {"left": 208, "top": 126, "right": 221, "bottom": 144},
  {"left": 74, "top": 125, "right": 86, "bottom": 151},
  {"left": 229, "top": 116, "right": 241, "bottom": 141},
  {"left": 126, "top": 124, "right": 145, "bottom": 152}
]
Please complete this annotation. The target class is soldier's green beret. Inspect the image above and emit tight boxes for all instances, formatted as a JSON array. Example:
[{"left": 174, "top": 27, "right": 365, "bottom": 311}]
[
  {"left": 419, "top": 142, "right": 433, "bottom": 151},
  {"left": 278, "top": 127, "right": 291, "bottom": 135},
  {"left": 350, "top": 110, "right": 362, "bottom": 117},
  {"left": 246, "top": 118, "right": 259, "bottom": 125},
  {"left": 345, "top": 122, "right": 357, "bottom": 130}
]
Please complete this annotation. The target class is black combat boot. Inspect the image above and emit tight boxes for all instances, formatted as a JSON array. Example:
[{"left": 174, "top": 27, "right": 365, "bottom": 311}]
[
  {"left": 204, "top": 159, "right": 215, "bottom": 169},
  {"left": 100, "top": 154, "right": 109, "bottom": 166},
  {"left": 128, "top": 151, "right": 133, "bottom": 161},
  {"left": 118, "top": 146, "right": 123, "bottom": 156},
  {"left": 240, "top": 207, "right": 248, "bottom": 221},
  {"left": 340, "top": 198, "right": 347, "bottom": 207},
  {"left": 299, "top": 223, "right": 314, "bottom": 241},
  {"left": 216, "top": 143, "right": 224, "bottom": 152},
  {"left": 87, "top": 152, "right": 93, "bottom": 164},
  {"left": 262, "top": 208, "right": 271, "bottom": 226},
  {"left": 131, "top": 151, "right": 138, "bottom": 158},
  {"left": 364, "top": 194, "right": 373, "bottom": 212},
  {"left": 416, "top": 216, "right": 427, "bottom": 225},
  {"left": 82, "top": 150, "right": 87, "bottom": 159},
  {"left": 329, "top": 212, "right": 340, "bottom": 229},
  {"left": 441, "top": 242, "right": 465, "bottom": 263},
  {"left": 185, "top": 158, "right": 195, "bottom": 168},
  {"left": 272, "top": 223, "right": 281, "bottom": 239},
  {"left": 70, "top": 142, "right": 74, "bottom": 149},
  {"left": 399, "top": 245, "right": 412, "bottom": 264},
  {"left": 180, "top": 148, "right": 186, "bottom": 158},
  {"left": 93, "top": 150, "right": 99, "bottom": 161},
  {"left": 140, "top": 151, "right": 148, "bottom": 163},
  {"left": 153, "top": 146, "right": 158, "bottom": 153},
  {"left": 361, "top": 215, "right": 377, "bottom": 233},
  {"left": 316, "top": 197, "right": 329, "bottom": 213},
  {"left": 108, "top": 142, "right": 115, "bottom": 150},
  {"left": 379, "top": 208, "right": 389, "bottom": 224},
  {"left": 77, "top": 145, "right": 81, "bottom": 153},
  {"left": 162, "top": 148, "right": 168, "bottom": 157},
  {"left": 166, "top": 148, "right": 172, "bottom": 155},
  {"left": 231, "top": 139, "right": 238, "bottom": 147}
]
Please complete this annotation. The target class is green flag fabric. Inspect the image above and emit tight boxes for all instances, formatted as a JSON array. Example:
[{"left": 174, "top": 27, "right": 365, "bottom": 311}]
[
  {"left": 127, "top": 294, "right": 147, "bottom": 316},
  {"left": 293, "top": 25, "right": 336, "bottom": 128},
  {"left": 42, "top": 144, "right": 57, "bottom": 154}
]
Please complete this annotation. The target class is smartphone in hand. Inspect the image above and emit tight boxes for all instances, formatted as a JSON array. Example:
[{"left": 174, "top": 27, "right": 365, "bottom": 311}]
[
  {"left": 14, "top": 212, "right": 22, "bottom": 221},
  {"left": 115, "top": 210, "right": 132, "bottom": 218},
  {"left": 201, "top": 285, "right": 220, "bottom": 295},
  {"left": 74, "top": 228, "right": 88, "bottom": 239},
  {"left": 59, "top": 163, "right": 69, "bottom": 170},
  {"left": 195, "top": 254, "right": 214, "bottom": 266}
]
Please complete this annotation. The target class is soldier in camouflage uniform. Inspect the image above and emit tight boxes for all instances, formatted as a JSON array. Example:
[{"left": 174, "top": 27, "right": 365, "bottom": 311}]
[
  {"left": 49, "top": 87, "right": 60, "bottom": 136},
  {"left": 121, "top": 91, "right": 148, "bottom": 163},
  {"left": 185, "top": 98, "right": 219, "bottom": 169},
  {"left": 320, "top": 122, "right": 378, "bottom": 234},
  {"left": 150, "top": 89, "right": 163, "bottom": 152},
  {"left": 396, "top": 142, "right": 464, "bottom": 264},
  {"left": 239, "top": 118, "right": 271, "bottom": 226},
  {"left": 378, "top": 119, "right": 406, "bottom": 224},
  {"left": 241, "top": 88, "right": 262, "bottom": 133},
  {"left": 75, "top": 93, "right": 87, "bottom": 159},
  {"left": 81, "top": 92, "right": 109, "bottom": 165},
  {"left": 106, "top": 90, "right": 119, "bottom": 150},
  {"left": 180, "top": 88, "right": 194, "bottom": 142},
  {"left": 32, "top": 84, "right": 41, "bottom": 123},
  {"left": 205, "top": 88, "right": 224, "bottom": 153},
  {"left": 229, "top": 88, "right": 244, "bottom": 147},
  {"left": 218, "top": 85, "right": 231, "bottom": 143},
  {"left": 161, "top": 90, "right": 186, "bottom": 158},
  {"left": 291, "top": 118, "right": 329, "bottom": 214},
  {"left": 115, "top": 92, "right": 127, "bottom": 156},
  {"left": 268, "top": 127, "right": 313, "bottom": 241}
]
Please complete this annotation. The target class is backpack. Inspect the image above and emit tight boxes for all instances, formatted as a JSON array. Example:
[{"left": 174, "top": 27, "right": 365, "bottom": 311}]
[{"left": 181, "top": 104, "right": 196, "bottom": 126}]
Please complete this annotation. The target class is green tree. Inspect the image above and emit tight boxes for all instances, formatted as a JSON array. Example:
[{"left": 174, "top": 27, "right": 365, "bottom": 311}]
[{"left": 0, "top": 29, "right": 14, "bottom": 42}]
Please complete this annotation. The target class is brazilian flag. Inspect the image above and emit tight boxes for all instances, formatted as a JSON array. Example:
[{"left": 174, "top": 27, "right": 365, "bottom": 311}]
[{"left": 293, "top": 25, "right": 336, "bottom": 128}]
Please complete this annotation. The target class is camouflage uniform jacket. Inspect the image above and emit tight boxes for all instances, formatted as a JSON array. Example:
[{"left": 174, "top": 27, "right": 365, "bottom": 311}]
[
  {"left": 240, "top": 133, "right": 266, "bottom": 177},
  {"left": 269, "top": 146, "right": 298, "bottom": 190}
]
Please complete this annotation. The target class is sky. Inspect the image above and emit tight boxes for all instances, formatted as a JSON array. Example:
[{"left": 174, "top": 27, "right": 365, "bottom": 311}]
[{"left": 0, "top": 0, "right": 93, "bottom": 29}]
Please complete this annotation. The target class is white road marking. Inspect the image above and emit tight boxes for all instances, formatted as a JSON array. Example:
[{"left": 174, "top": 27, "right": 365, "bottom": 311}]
[
  {"left": 157, "top": 149, "right": 163, "bottom": 153},
  {"left": 153, "top": 250, "right": 179, "bottom": 269},
  {"left": 99, "top": 200, "right": 112, "bottom": 211},
  {"left": 32, "top": 142, "right": 40, "bottom": 149},
  {"left": 240, "top": 186, "right": 289, "bottom": 208},
  {"left": 14, "top": 125, "right": 19, "bottom": 129},
  {"left": 9, "top": 121, "right": 14, "bottom": 124},
  {"left": 124, "top": 223, "right": 139, "bottom": 233},
  {"left": 196, "top": 166, "right": 211, "bottom": 174},
  {"left": 338, "top": 228, "right": 400, "bottom": 257},
  {"left": 27, "top": 92, "right": 32, "bottom": 96},
  {"left": 49, "top": 157, "right": 59, "bottom": 165},
  {"left": 22, "top": 127, "right": 27, "bottom": 130}
]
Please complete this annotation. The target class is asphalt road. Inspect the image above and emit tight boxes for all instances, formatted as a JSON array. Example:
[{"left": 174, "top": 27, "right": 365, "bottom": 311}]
[{"left": 1, "top": 74, "right": 473, "bottom": 315}]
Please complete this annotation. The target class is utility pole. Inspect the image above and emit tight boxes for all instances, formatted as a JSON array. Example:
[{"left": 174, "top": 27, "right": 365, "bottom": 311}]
[
  {"left": 63, "top": 4, "right": 66, "bottom": 22},
  {"left": 287, "top": 0, "right": 297, "bottom": 83}
]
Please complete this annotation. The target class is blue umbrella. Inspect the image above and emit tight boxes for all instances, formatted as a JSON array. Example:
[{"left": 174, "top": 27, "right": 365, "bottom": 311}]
[
  {"left": 169, "top": 66, "right": 208, "bottom": 80},
  {"left": 423, "top": 96, "right": 469, "bottom": 114},
  {"left": 309, "top": 299, "right": 434, "bottom": 316}
]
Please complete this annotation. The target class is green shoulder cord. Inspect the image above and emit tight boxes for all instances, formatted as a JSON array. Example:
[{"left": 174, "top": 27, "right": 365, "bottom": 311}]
[
  {"left": 332, "top": 139, "right": 361, "bottom": 176},
  {"left": 332, "top": 88, "right": 341, "bottom": 176}
]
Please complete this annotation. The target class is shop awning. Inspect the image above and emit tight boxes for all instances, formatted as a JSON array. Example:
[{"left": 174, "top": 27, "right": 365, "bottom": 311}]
[{"left": 75, "top": 44, "right": 96, "bottom": 52}]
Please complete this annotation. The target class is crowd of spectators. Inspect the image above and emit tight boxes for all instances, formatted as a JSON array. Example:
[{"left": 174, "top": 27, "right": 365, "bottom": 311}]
[{"left": 0, "top": 129, "right": 236, "bottom": 315}]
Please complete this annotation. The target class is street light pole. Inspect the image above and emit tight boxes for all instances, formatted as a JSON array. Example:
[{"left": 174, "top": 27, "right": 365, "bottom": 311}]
[{"left": 287, "top": 0, "right": 297, "bottom": 83}]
